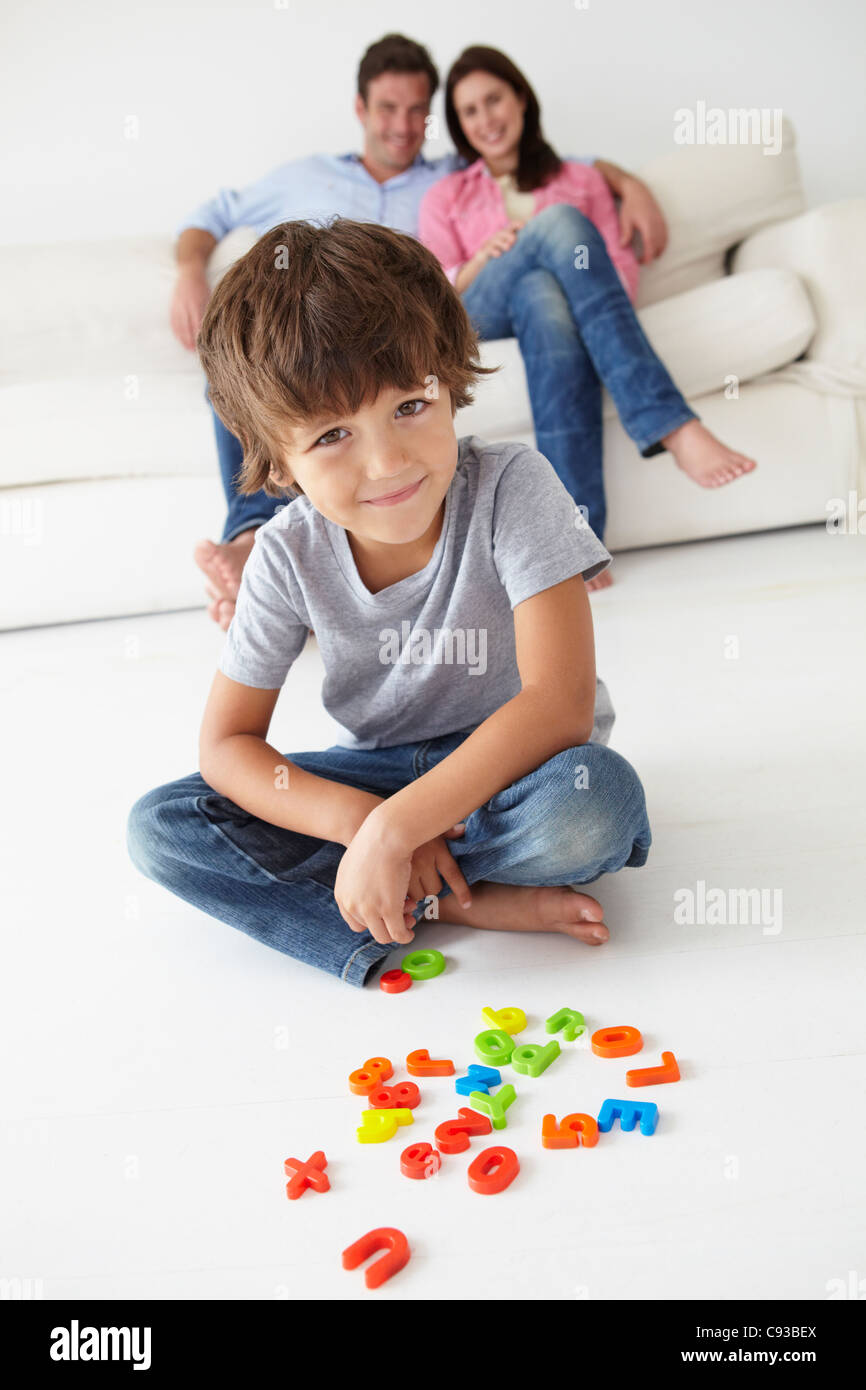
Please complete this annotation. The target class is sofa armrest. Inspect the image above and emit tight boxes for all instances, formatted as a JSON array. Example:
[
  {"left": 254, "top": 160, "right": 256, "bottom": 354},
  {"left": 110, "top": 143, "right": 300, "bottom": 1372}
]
[{"left": 731, "top": 199, "right": 866, "bottom": 369}]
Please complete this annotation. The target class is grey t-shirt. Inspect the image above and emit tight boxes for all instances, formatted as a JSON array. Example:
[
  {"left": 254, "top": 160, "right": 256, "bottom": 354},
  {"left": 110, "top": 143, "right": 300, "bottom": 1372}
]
[{"left": 218, "top": 434, "right": 615, "bottom": 749}]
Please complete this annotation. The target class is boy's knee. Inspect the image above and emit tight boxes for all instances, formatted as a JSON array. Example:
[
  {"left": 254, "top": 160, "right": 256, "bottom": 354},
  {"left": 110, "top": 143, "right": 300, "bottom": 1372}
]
[
  {"left": 126, "top": 787, "right": 175, "bottom": 878},
  {"left": 546, "top": 743, "right": 648, "bottom": 866}
]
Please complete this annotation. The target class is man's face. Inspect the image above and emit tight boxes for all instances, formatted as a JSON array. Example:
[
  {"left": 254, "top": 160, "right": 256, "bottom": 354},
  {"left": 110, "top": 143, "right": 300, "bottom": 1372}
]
[
  {"left": 355, "top": 71, "right": 432, "bottom": 174},
  {"left": 273, "top": 382, "right": 457, "bottom": 550}
]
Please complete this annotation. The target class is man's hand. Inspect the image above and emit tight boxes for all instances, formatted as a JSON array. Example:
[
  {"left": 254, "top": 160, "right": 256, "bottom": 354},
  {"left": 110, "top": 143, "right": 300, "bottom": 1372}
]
[
  {"left": 334, "top": 819, "right": 471, "bottom": 945},
  {"left": 617, "top": 177, "right": 668, "bottom": 264},
  {"left": 170, "top": 268, "right": 211, "bottom": 351}
]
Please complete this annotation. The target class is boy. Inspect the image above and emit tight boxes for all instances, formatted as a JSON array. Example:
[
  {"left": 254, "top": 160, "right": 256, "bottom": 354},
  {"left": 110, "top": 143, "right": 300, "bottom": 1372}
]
[{"left": 127, "top": 218, "right": 651, "bottom": 987}]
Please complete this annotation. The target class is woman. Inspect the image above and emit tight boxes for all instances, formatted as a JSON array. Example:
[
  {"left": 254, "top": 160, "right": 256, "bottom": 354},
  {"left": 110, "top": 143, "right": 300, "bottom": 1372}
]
[{"left": 419, "top": 47, "right": 756, "bottom": 590}]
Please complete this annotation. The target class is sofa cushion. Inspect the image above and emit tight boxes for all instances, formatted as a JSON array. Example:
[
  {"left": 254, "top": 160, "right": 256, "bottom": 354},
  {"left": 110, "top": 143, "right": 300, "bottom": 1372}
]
[{"left": 635, "top": 116, "right": 805, "bottom": 309}]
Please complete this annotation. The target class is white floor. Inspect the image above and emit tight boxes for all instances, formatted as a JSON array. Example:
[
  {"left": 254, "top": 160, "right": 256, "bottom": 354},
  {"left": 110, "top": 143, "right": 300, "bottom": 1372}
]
[{"left": 3, "top": 522, "right": 865, "bottom": 1302}]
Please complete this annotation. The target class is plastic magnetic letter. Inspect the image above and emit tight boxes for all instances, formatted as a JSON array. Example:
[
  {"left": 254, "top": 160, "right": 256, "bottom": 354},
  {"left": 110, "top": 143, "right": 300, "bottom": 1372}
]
[
  {"left": 597, "top": 1098, "right": 658, "bottom": 1136},
  {"left": 400, "top": 1142, "right": 442, "bottom": 1179},
  {"left": 473, "top": 1029, "right": 515, "bottom": 1066},
  {"left": 406, "top": 1048, "right": 454, "bottom": 1077},
  {"left": 545, "top": 1007, "right": 586, "bottom": 1041},
  {"left": 349, "top": 1056, "right": 394, "bottom": 1095},
  {"left": 455, "top": 1064, "right": 502, "bottom": 1096},
  {"left": 469, "top": 1083, "right": 516, "bottom": 1130},
  {"left": 480, "top": 1006, "right": 527, "bottom": 1035},
  {"left": 368, "top": 1081, "right": 421, "bottom": 1110},
  {"left": 541, "top": 1114, "right": 599, "bottom": 1150},
  {"left": 467, "top": 1146, "right": 520, "bottom": 1195},
  {"left": 591, "top": 1026, "right": 643, "bottom": 1059},
  {"left": 626, "top": 1051, "right": 680, "bottom": 1087},
  {"left": 342, "top": 1227, "right": 410, "bottom": 1289},
  {"left": 434, "top": 1107, "right": 493, "bottom": 1154},
  {"left": 283, "top": 1150, "right": 330, "bottom": 1199},
  {"left": 357, "top": 1108, "right": 413, "bottom": 1144},
  {"left": 380, "top": 969, "right": 412, "bottom": 994},
  {"left": 401, "top": 948, "right": 446, "bottom": 980},
  {"left": 510, "top": 1039, "right": 561, "bottom": 1077}
]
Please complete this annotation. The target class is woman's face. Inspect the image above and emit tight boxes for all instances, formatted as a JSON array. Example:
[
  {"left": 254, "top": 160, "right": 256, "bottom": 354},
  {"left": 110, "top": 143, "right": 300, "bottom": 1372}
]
[{"left": 451, "top": 71, "right": 526, "bottom": 166}]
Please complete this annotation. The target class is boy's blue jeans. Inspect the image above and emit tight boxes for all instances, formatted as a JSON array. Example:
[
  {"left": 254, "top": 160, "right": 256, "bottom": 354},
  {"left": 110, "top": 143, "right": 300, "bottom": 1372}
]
[
  {"left": 462, "top": 203, "right": 697, "bottom": 539},
  {"left": 127, "top": 726, "right": 652, "bottom": 988},
  {"left": 206, "top": 204, "right": 695, "bottom": 545}
]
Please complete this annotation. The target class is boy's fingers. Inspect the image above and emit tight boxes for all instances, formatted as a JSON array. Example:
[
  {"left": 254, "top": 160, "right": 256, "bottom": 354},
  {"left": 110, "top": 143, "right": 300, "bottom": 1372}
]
[
  {"left": 439, "top": 852, "right": 472, "bottom": 908},
  {"left": 382, "top": 907, "right": 414, "bottom": 945}
]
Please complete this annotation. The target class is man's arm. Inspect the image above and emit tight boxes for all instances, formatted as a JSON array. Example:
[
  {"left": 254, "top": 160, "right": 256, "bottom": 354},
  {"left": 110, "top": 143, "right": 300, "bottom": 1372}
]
[
  {"left": 199, "top": 671, "right": 383, "bottom": 846},
  {"left": 171, "top": 228, "right": 218, "bottom": 350},
  {"left": 593, "top": 158, "right": 668, "bottom": 264}
]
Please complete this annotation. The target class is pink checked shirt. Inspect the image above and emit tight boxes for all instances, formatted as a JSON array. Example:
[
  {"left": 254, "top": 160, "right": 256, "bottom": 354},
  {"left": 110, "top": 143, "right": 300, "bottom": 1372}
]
[{"left": 418, "top": 157, "right": 640, "bottom": 303}]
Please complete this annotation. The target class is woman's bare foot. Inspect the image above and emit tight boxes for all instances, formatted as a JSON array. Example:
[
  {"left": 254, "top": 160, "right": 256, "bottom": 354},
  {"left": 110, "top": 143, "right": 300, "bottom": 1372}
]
[
  {"left": 432, "top": 880, "right": 609, "bottom": 945},
  {"left": 585, "top": 567, "right": 613, "bottom": 594},
  {"left": 194, "top": 529, "right": 257, "bottom": 627},
  {"left": 663, "top": 419, "right": 757, "bottom": 488}
]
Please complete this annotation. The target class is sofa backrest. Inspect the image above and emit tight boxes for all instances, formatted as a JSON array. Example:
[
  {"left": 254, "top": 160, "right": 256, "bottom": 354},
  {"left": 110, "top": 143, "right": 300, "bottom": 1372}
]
[{"left": 635, "top": 115, "right": 806, "bottom": 308}]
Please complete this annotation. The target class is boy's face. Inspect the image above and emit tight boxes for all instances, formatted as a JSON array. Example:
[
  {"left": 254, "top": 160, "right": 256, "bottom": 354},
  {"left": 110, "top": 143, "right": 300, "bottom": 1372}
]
[{"left": 272, "top": 383, "right": 458, "bottom": 549}]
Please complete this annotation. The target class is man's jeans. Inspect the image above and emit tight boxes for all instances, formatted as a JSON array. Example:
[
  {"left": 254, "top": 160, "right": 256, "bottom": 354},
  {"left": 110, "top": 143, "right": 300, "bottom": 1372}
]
[
  {"left": 462, "top": 203, "right": 696, "bottom": 540},
  {"left": 206, "top": 383, "right": 283, "bottom": 543},
  {"left": 127, "top": 726, "right": 651, "bottom": 988}
]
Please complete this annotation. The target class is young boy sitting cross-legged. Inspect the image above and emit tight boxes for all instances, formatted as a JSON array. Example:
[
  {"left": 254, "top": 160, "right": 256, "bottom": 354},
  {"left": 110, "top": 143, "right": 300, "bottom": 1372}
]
[{"left": 126, "top": 218, "right": 652, "bottom": 987}]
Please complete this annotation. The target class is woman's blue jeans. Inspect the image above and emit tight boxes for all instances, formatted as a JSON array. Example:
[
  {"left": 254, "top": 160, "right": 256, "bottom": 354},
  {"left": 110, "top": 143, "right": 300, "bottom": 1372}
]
[
  {"left": 462, "top": 203, "right": 697, "bottom": 540},
  {"left": 127, "top": 726, "right": 652, "bottom": 988},
  {"left": 205, "top": 383, "right": 283, "bottom": 543}
]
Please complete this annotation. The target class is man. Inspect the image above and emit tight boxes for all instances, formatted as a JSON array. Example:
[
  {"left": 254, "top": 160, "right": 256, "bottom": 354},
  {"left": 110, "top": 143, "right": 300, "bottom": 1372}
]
[{"left": 170, "top": 32, "right": 668, "bottom": 629}]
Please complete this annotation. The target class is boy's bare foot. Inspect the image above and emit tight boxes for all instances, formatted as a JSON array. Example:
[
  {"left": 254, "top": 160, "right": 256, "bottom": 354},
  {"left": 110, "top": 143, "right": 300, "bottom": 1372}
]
[
  {"left": 433, "top": 880, "right": 609, "bottom": 945},
  {"left": 662, "top": 419, "right": 757, "bottom": 488},
  {"left": 585, "top": 567, "right": 613, "bottom": 594},
  {"left": 194, "top": 529, "right": 257, "bottom": 628}
]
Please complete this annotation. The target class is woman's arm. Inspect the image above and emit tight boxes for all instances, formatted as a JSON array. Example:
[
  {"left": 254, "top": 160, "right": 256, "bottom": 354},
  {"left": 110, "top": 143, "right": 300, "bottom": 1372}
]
[
  {"left": 418, "top": 181, "right": 470, "bottom": 286},
  {"left": 593, "top": 159, "right": 668, "bottom": 264},
  {"left": 578, "top": 164, "right": 641, "bottom": 302}
]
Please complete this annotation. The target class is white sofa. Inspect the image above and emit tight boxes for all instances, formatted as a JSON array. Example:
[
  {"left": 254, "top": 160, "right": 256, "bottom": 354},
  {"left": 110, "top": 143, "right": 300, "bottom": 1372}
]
[{"left": 2, "top": 119, "right": 864, "bottom": 629}]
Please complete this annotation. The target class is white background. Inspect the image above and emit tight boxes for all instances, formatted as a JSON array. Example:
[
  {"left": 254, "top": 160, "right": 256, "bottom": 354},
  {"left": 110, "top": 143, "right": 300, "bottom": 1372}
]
[{"left": 2, "top": 0, "right": 864, "bottom": 245}]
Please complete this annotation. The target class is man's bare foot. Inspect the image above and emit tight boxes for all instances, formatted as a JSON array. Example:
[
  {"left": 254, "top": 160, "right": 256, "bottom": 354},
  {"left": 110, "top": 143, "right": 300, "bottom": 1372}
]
[
  {"left": 194, "top": 529, "right": 257, "bottom": 628},
  {"left": 203, "top": 581, "right": 236, "bottom": 632},
  {"left": 431, "top": 880, "right": 609, "bottom": 945},
  {"left": 663, "top": 419, "right": 757, "bottom": 488},
  {"left": 585, "top": 567, "right": 613, "bottom": 594}
]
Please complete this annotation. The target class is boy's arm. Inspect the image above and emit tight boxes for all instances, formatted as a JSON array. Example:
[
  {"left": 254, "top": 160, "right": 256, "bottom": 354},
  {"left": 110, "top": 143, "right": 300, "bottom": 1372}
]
[
  {"left": 199, "top": 672, "right": 383, "bottom": 847},
  {"left": 359, "top": 572, "right": 598, "bottom": 857}
]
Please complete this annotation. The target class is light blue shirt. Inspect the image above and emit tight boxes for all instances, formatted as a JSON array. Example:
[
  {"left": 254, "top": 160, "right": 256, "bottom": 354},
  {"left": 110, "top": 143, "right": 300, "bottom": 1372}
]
[
  {"left": 176, "top": 150, "right": 464, "bottom": 241},
  {"left": 176, "top": 151, "right": 594, "bottom": 242}
]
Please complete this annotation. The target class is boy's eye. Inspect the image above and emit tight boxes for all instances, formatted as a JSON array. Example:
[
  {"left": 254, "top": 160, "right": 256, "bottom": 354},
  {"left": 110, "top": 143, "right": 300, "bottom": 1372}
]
[
  {"left": 395, "top": 399, "right": 427, "bottom": 418},
  {"left": 314, "top": 426, "right": 348, "bottom": 448}
]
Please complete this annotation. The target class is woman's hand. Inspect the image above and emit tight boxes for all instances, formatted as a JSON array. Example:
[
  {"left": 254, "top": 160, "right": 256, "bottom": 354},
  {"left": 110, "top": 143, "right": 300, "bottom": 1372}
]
[
  {"left": 334, "top": 820, "right": 471, "bottom": 945},
  {"left": 478, "top": 220, "right": 524, "bottom": 262}
]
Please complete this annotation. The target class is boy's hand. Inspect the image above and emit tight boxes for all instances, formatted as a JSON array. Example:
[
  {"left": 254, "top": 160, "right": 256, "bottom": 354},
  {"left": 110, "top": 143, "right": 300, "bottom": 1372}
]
[{"left": 334, "top": 821, "right": 471, "bottom": 945}]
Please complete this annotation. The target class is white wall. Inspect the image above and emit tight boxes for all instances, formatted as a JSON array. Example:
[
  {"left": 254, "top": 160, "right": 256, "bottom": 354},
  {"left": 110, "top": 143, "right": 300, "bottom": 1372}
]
[{"left": 2, "top": 0, "right": 864, "bottom": 246}]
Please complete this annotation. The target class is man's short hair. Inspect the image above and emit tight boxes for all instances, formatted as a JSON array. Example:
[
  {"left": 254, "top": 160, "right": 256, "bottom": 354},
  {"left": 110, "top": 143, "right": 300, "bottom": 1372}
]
[
  {"left": 197, "top": 219, "right": 493, "bottom": 498},
  {"left": 357, "top": 32, "right": 439, "bottom": 105}
]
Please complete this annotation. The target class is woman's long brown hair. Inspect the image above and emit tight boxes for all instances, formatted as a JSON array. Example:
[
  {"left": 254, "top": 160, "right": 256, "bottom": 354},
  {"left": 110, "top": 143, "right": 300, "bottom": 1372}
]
[{"left": 444, "top": 46, "right": 562, "bottom": 193}]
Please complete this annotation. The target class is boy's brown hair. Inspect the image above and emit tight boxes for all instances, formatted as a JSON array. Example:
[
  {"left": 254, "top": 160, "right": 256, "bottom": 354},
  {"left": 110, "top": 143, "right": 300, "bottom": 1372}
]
[{"left": 197, "top": 219, "right": 494, "bottom": 498}]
